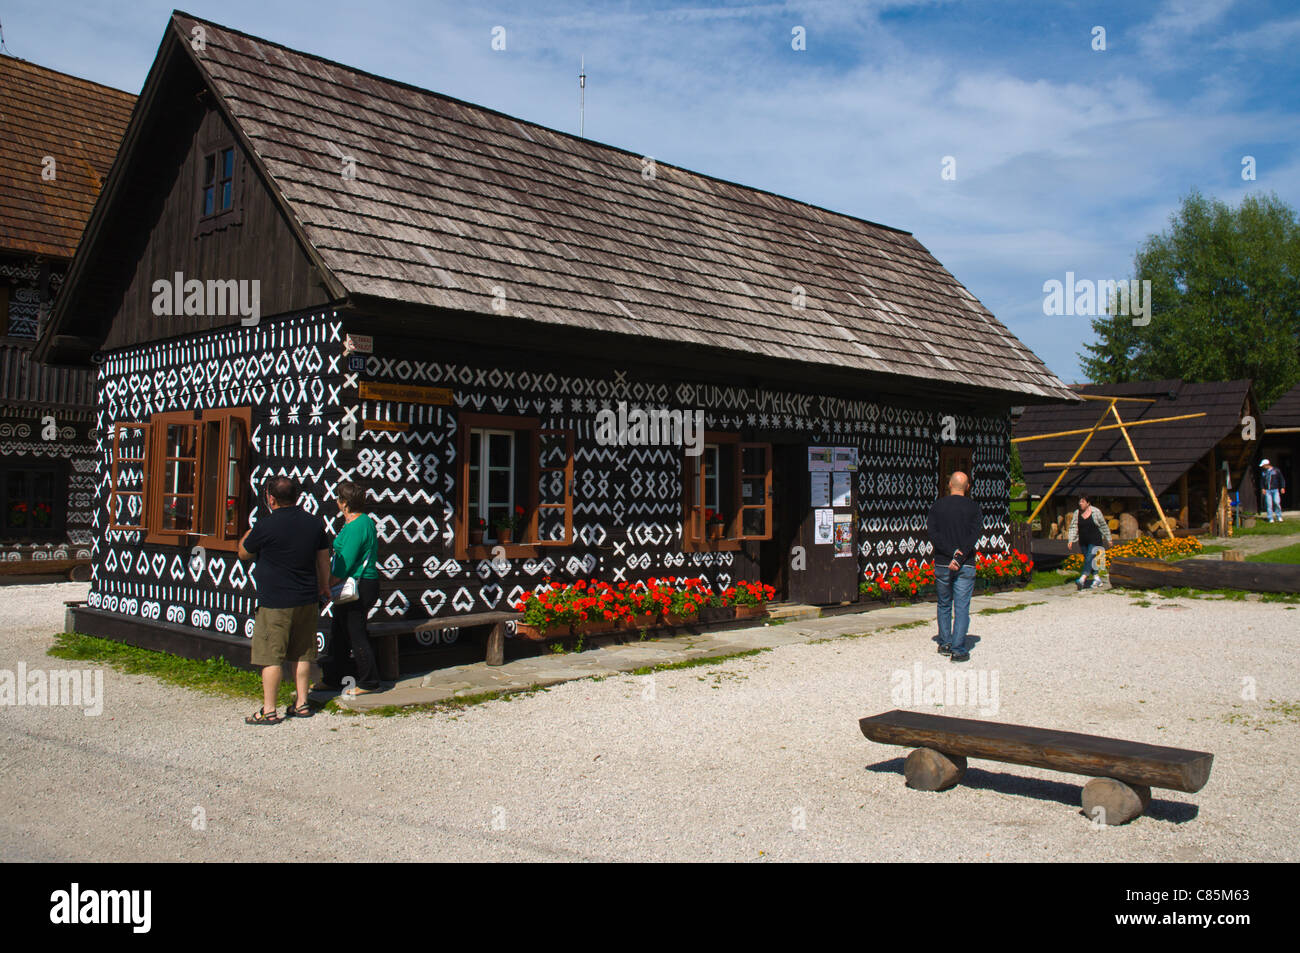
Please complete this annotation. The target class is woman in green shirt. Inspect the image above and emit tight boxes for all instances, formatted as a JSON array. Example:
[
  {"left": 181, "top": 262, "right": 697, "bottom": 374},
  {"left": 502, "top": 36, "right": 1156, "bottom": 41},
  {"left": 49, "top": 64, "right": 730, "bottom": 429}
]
[{"left": 318, "top": 481, "right": 382, "bottom": 695}]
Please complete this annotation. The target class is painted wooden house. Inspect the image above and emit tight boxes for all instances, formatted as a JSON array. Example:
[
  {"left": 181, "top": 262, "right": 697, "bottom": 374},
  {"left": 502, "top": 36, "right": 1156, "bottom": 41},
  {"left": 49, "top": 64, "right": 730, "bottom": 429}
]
[
  {"left": 39, "top": 13, "right": 1073, "bottom": 664},
  {"left": 0, "top": 54, "right": 134, "bottom": 574}
]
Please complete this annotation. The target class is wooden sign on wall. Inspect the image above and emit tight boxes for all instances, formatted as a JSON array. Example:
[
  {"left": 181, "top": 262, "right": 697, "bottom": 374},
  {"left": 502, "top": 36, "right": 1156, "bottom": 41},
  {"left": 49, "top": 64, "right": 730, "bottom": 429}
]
[
  {"left": 363, "top": 419, "right": 410, "bottom": 432},
  {"left": 358, "top": 382, "right": 454, "bottom": 405}
]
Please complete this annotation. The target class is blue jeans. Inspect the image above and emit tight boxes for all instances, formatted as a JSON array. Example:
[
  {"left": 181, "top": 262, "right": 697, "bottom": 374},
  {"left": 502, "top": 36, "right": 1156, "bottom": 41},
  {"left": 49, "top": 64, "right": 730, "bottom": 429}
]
[
  {"left": 1264, "top": 488, "right": 1282, "bottom": 521},
  {"left": 935, "top": 563, "right": 976, "bottom": 651},
  {"left": 1080, "top": 544, "right": 1103, "bottom": 582}
]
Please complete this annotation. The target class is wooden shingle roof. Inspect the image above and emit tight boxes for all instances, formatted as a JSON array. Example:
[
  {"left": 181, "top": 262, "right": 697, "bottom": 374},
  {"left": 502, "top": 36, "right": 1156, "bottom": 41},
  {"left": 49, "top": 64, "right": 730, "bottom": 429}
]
[
  {"left": 1015, "top": 380, "right": 1256, "bottom": 498},
  {"left": 1265, "top": 382, "right": 1300, "bottom": 429},
  {"left": 148, "top": 12, "right": 1070, "bottom": 401},
  {"left": 0, "top": 56, "right": 135, "bottom": 259}
]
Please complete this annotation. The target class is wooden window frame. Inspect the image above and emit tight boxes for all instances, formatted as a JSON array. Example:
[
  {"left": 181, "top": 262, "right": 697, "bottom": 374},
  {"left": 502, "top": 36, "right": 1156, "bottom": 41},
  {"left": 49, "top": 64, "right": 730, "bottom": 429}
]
[
  {"left": 939, "top": 445, "right": 974, "bottom": 495},
  {"left": 196, "top": 143, "right": 243, "bottom": 235},
  {"left": 1, "top": 461, "right": 68, "bottom": 540},
  {"left": 682, "top": 433, "right": 773, "bottom": 552},
  {"left": 131, "top": 407, "right": 251, "bottom": 551},
  {"left": 454, "top": 413, "right": 574, "bottom": 560}
]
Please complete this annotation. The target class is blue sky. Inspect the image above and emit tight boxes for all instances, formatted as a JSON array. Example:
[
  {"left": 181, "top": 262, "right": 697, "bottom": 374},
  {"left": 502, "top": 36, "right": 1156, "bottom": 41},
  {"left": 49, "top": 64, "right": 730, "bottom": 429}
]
[{"left": 4, "top": 0, "right": 1297, "bottom": 384}]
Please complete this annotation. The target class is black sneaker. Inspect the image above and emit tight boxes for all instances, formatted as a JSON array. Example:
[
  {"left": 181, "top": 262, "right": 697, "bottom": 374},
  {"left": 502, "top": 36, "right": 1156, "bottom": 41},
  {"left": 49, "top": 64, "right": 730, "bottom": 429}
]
[
  {"left": 937, "top": 643, "right": 952, "bottom": 656},
  {"left": 950, "top": 649, "right": 970, "bottom": 662},
  {"left": 1075, "top": 578, "right": 1087, "bottom": 591}
]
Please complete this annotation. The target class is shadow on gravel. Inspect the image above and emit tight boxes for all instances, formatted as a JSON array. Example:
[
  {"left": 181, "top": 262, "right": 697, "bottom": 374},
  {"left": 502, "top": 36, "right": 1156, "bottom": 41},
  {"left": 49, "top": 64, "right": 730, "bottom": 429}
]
[{"left": 865, "top": 759, "right": 1201, "bottom": 823}]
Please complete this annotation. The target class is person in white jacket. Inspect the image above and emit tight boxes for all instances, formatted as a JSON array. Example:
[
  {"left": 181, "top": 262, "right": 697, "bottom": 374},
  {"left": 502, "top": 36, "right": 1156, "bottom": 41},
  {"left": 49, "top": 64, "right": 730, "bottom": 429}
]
[{"left": 1067, "top": 495, "right": 1113, "bottom": 590}]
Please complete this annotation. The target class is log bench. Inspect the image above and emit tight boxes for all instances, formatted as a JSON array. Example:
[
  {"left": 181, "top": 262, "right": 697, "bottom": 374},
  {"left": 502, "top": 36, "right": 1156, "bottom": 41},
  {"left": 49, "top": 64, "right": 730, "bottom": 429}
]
[
  {"left": 859, "top": 709, "right": 1213, "bottom": 825},
  {"left": 366, "top": 611, "right": 523, "bottom": 676},
  {"left": 0, "top": 558, "right": 92, "bottom": 582}
]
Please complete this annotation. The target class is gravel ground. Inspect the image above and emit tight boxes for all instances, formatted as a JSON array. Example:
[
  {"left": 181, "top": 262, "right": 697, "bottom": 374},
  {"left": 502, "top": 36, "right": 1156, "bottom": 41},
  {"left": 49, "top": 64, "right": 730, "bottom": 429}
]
[{"left": 2, "top": 581, "right": 1297, "bottom": 862}]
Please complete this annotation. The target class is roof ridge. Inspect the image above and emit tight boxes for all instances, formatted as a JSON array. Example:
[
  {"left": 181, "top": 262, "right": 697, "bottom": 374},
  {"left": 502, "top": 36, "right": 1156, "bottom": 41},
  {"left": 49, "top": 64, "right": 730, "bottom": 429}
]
[{"left": 170, "top": 9, "right": 916, "bottom": 240}]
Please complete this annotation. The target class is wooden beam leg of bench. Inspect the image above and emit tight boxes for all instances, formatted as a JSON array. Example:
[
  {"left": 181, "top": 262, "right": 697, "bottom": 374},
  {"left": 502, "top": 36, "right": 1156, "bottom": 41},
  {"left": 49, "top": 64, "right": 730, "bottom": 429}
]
[
  {"left": 1081, "top": 777, "right": 1151, "bottom": 825},
  {"left": 486, "top": 622, "right": 506, "bottom": 666},
  {"left": 903, "top": 748, "right": 967, "bottom": 791},
  {"left": 376, "top": 635, "right": 400, "bottom": 682}
]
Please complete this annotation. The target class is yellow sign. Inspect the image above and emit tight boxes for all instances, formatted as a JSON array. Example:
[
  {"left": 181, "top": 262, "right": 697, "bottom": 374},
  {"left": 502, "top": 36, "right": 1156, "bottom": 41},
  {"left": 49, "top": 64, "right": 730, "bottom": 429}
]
[{"left": 359, "top": 382, "right": 454, "bottom": 406}]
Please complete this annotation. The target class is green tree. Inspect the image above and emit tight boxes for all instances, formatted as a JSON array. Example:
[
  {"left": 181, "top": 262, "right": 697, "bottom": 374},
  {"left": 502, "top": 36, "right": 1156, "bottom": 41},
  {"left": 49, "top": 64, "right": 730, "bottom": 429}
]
[{"left": 1080, "top": 191, "right": 1300, "bottom": 406}]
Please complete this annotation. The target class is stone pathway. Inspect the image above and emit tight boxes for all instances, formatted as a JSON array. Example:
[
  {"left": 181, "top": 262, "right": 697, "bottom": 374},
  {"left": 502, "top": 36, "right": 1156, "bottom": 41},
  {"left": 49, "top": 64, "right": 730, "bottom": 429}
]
[{"left": 325, "top": 580, "right": 1084, "bottom": 712}]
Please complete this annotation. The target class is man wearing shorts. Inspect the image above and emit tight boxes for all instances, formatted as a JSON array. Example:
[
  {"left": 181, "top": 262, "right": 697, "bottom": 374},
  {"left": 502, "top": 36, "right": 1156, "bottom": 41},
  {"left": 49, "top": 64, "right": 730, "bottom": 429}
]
[{"left": 238, "top": 475, "right": 331, "bottom": 724}]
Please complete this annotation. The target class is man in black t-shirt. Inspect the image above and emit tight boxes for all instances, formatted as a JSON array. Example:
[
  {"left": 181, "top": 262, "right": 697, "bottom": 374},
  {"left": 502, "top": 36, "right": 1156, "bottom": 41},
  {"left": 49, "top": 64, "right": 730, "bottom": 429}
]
[
  {"left": 237, "top": 475, "right": 331, "bottom": 724},
  {"left": 926, "top": 471, "right": 983, "bottom": 662}
]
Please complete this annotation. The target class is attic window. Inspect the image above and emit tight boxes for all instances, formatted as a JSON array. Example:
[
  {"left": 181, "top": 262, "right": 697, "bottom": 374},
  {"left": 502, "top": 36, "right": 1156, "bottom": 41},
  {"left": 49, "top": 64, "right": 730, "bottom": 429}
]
[{"left": 202, "top": 147, "right": 235, "bottom": 216}]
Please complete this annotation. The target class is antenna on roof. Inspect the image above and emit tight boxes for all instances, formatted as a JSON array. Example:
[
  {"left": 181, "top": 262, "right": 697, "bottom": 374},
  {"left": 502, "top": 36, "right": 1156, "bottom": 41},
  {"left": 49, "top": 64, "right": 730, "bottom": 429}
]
[
  {"left": 578, "top": 55, "right": 586, "bottom": 137},
  {"left": 0, "top": 19, "right": 12, "bottom": 56}
]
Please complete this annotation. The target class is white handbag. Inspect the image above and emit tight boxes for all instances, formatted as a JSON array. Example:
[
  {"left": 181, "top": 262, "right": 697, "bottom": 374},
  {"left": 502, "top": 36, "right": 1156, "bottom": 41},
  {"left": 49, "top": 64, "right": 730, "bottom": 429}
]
[{"left": 333, "top": 577, "right": 359, "bottom": 603}]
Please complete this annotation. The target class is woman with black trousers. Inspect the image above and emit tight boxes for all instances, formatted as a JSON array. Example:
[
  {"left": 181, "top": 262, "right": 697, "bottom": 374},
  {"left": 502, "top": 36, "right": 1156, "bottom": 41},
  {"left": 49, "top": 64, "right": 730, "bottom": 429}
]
[{"left": 319, "top": 481, "right": 382, "bottom": 696}]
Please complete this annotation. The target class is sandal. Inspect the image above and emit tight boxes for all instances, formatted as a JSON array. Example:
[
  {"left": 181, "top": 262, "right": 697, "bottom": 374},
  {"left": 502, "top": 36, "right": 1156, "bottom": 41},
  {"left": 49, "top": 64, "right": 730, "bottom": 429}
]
[
  {"left": 285, "top": 702, "right": 313, "bottom": 718},
  {"left": 342, "top": 687, "right": 376, "bottom": 697},
  {"left": 244, "top": 707, "right": 282, "bottom": 725}
]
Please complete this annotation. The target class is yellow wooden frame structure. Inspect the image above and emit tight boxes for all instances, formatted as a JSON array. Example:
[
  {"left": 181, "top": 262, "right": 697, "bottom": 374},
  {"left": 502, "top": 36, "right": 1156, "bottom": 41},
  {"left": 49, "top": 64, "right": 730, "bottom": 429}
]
[{"left": 1012, "top": 395, "right": 1206, "bottom": 540}]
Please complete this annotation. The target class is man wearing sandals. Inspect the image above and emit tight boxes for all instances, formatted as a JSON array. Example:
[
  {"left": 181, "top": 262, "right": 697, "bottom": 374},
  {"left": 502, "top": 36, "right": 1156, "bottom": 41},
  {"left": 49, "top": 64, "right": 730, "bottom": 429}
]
[{"left": 238, "top": 476, "right": 332, "bottom": 724}]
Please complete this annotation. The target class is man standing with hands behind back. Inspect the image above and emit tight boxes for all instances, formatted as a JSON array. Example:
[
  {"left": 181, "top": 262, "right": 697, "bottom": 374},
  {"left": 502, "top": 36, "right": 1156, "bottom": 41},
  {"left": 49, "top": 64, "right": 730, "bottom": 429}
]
[
  {"left": 927, "top": 470, "right": 982, "bottom": 662},
  {"left": 238, "top": 475, "right": 332, "bottom": 724}
]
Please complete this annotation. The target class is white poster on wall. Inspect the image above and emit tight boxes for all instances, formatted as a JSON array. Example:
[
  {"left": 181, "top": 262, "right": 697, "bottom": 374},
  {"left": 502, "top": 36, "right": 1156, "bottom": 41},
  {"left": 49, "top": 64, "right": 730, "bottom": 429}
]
[{"left": 814, "top": 508, "right": 834, "bottom": 544}]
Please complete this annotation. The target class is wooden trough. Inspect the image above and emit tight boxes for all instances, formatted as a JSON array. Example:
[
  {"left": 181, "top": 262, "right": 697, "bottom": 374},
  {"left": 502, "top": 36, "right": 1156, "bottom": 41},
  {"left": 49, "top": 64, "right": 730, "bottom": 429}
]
[{"left": 1109, "top": 556, "right": 1300, "bottom": 594}]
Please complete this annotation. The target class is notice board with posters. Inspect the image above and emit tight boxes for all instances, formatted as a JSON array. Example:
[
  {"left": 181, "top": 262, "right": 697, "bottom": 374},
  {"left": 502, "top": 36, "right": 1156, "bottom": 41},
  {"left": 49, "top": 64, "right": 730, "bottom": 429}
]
[{"left": 791, "top": 445, "right": 858, "bottom": 605}]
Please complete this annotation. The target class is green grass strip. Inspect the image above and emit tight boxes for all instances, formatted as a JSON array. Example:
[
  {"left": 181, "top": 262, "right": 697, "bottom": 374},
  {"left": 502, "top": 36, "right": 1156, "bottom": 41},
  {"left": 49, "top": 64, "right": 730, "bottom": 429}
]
[
  {"left": 1245, "top": 542, "right": 1300, "bottom": 565},
  {"left": 977, "top": 601, "right": 1046, "bottom": 615},
  {"left": 628, "top": 648, "right": 768, "bottom": 676},
  {"left": 47, "top": 631, "right": 294, "bottom": 705}
]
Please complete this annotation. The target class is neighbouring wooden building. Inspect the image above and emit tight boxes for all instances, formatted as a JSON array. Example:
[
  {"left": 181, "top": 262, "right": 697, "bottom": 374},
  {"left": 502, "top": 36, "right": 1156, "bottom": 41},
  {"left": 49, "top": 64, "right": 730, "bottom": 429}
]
[
  {"left": 39, "top": 13, "right": 1073, "bottom": 666},
  {"left": 1260, "top": 382, "right": 1299, "bottom": 510},
  {"left": 1015, "top": 380, "right": 1261, "bottom": 538},
  {"left": 0, "top": 54, "right": 135, "bottom": 575}
]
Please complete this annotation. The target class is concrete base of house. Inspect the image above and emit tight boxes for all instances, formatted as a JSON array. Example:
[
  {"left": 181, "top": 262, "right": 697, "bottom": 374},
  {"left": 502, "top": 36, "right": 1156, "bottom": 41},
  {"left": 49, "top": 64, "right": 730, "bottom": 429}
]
[{"left": 65, "top": 605, "right": 254, "bottom": 670}]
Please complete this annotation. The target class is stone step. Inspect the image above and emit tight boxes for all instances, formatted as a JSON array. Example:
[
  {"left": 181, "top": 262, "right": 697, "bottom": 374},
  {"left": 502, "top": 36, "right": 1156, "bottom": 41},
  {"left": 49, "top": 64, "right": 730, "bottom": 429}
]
[{"left": 766, "top": 603, "right": 823, "bottom": 622}]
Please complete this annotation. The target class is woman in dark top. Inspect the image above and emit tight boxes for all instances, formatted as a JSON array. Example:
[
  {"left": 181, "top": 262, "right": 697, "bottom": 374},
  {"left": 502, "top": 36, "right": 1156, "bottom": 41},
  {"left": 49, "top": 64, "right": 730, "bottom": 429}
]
[
  {"left": 1068, "top": 495, "right": 1112, "bottom": 590},
  {"left": 317, "top": 481, "right": 382, "bottom": 695}
]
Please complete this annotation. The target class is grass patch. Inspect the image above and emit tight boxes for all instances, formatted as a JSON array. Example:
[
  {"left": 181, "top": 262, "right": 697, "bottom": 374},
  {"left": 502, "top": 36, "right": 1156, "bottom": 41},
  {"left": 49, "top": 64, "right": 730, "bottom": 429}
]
[
  {"left": 977, "top": 601, "right": 1045, "bottom": 615},
  {"left": 888, "top": 619, "right": 929, "bottom": 632},
  {"left": 628, "top": 648, "right": 768, "bottom": 676},
  {"left": 1231, "top": 520, "right": 1300, "bottom": 538},
  {"left": 1221, "top": 699, "right": 1300, "bottom": 731},
  {"left": 47, "top": 631, "right": 292, "bottom": 704},
  {"left": 332, "top": 684, "right": 553, "bottom": 717},
  {"left": 1245, "top": 542, "right": 1300, "bottom": 565},
  {"left": 1017, "top": 570, "right": 1075, "bottom": 591},
  {"left": 1146, "top": 586, "right": 1249, "bottom": 601}
]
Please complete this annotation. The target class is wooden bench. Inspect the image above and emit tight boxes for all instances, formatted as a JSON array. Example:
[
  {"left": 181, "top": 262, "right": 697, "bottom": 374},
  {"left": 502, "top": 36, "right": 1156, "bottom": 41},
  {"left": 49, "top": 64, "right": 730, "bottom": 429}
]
[
  {"left": 0, "top": 558, "right": 91, "bottom": 582},
  {"left": 366, "top": 611, "right": 523, "bottom": 677},
  {"left": 859, "top": 709, "right": 1213, "bottom": 825}
]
